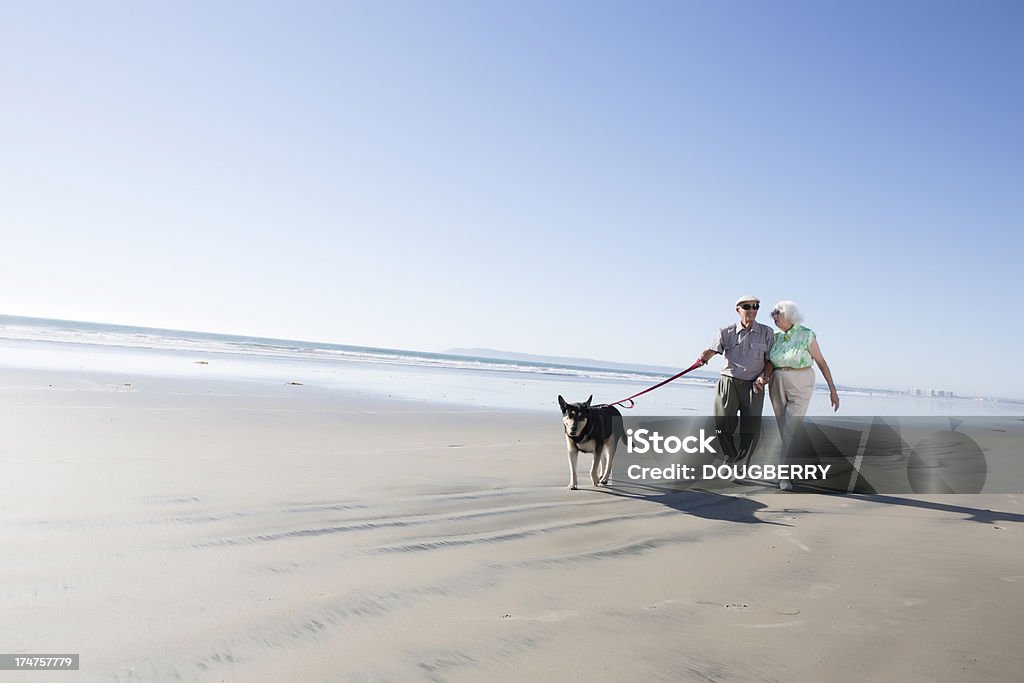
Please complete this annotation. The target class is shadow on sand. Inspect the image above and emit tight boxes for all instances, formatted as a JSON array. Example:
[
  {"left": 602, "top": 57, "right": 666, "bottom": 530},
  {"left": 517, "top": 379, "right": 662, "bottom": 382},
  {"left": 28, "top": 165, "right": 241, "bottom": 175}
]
[
  {"left": 596, "top": 481, "right": 790, "bottom": 527},
  {"left": 600, "top": 479, "right": 1024, "bottom": 528},
  {"left": 797, "top": 486, "right": 1024, "bottom": 526}
]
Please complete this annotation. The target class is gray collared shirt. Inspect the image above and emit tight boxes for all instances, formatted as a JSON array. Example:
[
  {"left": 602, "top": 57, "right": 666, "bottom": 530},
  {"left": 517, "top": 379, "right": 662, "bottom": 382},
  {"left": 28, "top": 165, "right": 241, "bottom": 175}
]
[{"left": 711, "top": 322, "right": 774, "bottom": 381}]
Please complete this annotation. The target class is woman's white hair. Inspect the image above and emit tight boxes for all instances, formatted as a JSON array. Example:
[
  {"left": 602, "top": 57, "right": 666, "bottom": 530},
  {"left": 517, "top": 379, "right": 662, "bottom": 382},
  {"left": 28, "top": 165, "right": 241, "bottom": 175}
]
[{"left": 771, "top": 300, "right": 803, "bottom": 324}]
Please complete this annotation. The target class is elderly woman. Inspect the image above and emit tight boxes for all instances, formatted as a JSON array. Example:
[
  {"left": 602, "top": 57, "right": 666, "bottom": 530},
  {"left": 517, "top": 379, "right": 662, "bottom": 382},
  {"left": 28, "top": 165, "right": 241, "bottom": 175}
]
[{"left": 768, "top": 301, "right": 839, "bottom": 489}]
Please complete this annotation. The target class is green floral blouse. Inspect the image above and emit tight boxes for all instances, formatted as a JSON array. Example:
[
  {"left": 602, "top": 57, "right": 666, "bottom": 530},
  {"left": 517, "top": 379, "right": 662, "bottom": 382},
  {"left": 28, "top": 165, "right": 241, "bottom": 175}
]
[{"left": 770, "top": 324, "right": 815, "bottom": 369}]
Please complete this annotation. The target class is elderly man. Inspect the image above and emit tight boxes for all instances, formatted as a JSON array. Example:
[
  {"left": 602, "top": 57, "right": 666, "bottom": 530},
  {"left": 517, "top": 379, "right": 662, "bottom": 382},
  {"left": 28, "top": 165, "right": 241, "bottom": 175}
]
[{"left": 698, "top": 295, "right": 774, "bottom": 464}]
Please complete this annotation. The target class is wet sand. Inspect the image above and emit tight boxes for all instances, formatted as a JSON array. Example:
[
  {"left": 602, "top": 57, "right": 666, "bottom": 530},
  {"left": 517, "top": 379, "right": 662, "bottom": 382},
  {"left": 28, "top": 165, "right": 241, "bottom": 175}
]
[{"left": 2, "top": 367, "right": 1022, "bottom": 681}]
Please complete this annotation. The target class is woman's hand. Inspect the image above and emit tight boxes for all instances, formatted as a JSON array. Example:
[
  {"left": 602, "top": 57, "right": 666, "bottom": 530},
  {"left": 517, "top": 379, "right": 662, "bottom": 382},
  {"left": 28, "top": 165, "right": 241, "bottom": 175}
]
[{"left": 829, "top": 387, "right": 840, "bottom": 412}]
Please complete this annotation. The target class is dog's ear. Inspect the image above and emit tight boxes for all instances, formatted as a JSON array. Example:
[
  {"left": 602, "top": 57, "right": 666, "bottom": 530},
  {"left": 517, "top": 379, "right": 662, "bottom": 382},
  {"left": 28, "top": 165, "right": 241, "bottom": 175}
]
[
  {"left": 585, "top": 395, "right": 593, "bottom": 407},
  {"left": 558, "top": 395, "right": 567, "bottom": 412}
]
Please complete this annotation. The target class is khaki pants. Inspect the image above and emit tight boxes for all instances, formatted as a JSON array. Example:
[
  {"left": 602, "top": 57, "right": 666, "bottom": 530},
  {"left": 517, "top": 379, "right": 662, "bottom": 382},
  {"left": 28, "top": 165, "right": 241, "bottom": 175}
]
[
  {"left": 713, "top": 375, "right": 765, "bottom": 463},
  {"left": 769, "top": 368, "right": 815, "bottom": 468}
]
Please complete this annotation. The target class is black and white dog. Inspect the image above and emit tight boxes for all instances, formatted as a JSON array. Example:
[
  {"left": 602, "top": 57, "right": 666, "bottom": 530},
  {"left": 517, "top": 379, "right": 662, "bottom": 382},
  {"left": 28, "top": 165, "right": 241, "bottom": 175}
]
[{"left": 558, "top": 395, "right": 625, "bottom": 490}]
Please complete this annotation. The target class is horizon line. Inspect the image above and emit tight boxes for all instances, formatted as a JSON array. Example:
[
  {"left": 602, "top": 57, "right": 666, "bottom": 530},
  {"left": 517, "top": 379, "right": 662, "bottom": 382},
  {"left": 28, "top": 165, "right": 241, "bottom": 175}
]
[{"left": 1, "top": 312, "right": 1018, "bottom": 404}]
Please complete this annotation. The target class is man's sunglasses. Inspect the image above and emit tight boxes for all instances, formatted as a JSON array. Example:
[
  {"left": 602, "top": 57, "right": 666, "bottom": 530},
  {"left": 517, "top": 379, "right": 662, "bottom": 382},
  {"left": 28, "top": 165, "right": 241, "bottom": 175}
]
[{"left": 738, "top": 303, "right": 760, "bottom": 311}]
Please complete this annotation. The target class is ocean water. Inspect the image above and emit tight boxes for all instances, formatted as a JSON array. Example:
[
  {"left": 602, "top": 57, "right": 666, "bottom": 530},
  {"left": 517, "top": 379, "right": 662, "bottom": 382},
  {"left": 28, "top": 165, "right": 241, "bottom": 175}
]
[{"left": 0, "top": 315, "right": 1018, "bottom": 416}]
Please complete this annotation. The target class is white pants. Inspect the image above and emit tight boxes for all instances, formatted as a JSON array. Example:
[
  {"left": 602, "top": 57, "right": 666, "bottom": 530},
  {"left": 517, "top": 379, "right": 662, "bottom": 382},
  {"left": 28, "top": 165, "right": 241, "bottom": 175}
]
[{"left": 769, "top": 368, "right": 815, "bottom": 443}]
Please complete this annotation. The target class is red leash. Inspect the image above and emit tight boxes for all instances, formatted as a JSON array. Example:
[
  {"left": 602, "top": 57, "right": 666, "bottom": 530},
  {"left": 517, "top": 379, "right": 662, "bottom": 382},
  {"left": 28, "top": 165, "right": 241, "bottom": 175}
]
[{"left": 609, "top": 358, "right": 706, "bottom": 409}]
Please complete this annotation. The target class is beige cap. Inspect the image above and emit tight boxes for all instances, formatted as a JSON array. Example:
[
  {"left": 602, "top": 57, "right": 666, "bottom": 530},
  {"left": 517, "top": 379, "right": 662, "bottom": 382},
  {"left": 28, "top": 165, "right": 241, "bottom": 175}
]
[{"left": 735, "top": 295, "right": 760, "bottom": 306}]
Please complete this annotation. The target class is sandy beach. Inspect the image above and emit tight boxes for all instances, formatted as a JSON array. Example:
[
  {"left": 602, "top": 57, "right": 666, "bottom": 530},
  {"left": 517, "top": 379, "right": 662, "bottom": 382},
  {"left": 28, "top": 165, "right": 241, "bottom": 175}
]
[{"left": 2, "top": 366, "right": 1023, "bottom": 682}]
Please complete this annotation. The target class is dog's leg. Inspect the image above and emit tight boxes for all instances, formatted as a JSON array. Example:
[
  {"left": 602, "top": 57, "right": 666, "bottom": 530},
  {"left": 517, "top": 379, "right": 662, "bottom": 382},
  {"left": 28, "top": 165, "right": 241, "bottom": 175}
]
[
  {"left": 599, "top": 440, "right": 617, "bottom": 486},
  {"left": 567, "top": 441, "right": 579, "bottom": 490},
  {"left": 589, "top": 450, "right": 601, "bottom": 487}
]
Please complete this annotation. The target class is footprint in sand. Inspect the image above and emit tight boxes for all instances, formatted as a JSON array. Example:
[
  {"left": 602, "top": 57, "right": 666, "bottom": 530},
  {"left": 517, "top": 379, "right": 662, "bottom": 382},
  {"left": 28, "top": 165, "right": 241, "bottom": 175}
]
[
  {"left": 693, "top": 600, "right": 753, "bottom": 612},
  {"left": 807, "top": 584, "right": 840, "bottom": 598},
  {"left": 644, "top": 598, "right": 688, "bottom": 611},
  {"left": 769, "top": 606, "right": 802, "bottom": 616},
  {"left": 499, "top": 610, "right": 578, "bottom": 622},
  {"left": 695, "top": 601, "right": 799, "bottom": 616},
  {"left": 740, "top": 620, "right": 805, "bottom": 629},
  {"left": 774, "top": 529, "right": 812, "bottom": 552}
]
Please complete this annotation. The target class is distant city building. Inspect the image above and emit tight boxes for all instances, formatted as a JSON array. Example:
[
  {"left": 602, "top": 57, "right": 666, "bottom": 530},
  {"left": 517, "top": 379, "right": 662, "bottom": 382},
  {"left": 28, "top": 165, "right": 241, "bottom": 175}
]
[{"left": 908, "top": 388, "right": 954, "bottom": 398}]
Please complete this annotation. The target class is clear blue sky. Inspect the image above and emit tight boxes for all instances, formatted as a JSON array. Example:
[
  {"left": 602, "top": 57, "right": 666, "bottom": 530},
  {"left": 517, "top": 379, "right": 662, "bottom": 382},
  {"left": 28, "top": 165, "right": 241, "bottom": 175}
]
[{"left": 2, "top": 1, "right": 1021, "bottom": 398}]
